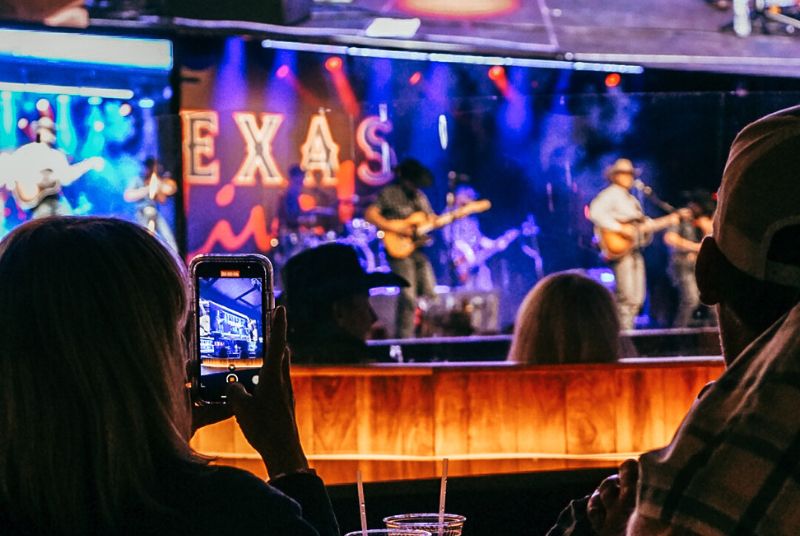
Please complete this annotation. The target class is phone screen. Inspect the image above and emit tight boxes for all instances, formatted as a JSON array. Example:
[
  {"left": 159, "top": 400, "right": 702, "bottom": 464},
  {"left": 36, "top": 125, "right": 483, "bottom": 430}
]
[{"left": 192, "top": 257, "right": 271, "bottom": 403}]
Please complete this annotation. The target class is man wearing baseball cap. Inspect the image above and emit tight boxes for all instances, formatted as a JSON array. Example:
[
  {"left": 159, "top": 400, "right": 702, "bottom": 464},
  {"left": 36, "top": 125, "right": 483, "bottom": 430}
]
[
  {"left": 281, "top": 243, "right": 408, "bottom": 364},
  {"left": 584, "top": 107, "right": 800, "bottom": 535}
]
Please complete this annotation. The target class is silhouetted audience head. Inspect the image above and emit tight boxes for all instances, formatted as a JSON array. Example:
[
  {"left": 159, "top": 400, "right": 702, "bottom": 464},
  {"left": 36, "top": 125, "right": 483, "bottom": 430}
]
[
  {"left": 0, "top": 217, "right": 197, "bottom": 532},
  {"left": 281, "top": 243, "right": 407, "bottom": 363},
  {"left": 508, "top": 271, "right": 621, "bottom": 365},
  {"left": 696, "top": 105, "right": 800, "bottom": 363}
]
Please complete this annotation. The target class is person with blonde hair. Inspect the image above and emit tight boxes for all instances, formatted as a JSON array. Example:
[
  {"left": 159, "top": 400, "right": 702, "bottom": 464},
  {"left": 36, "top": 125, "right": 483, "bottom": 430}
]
[
  {"left": 0, "top": 217, "right": 338, "bottom": 535},
  {"left": 508, "top": 271, "right": 622, "bottom": 365}
]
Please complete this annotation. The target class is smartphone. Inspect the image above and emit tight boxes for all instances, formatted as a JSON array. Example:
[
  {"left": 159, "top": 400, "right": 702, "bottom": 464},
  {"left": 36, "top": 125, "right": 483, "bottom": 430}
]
[{"left": 189, "top": 254, "right": 274, "bottom": 404}]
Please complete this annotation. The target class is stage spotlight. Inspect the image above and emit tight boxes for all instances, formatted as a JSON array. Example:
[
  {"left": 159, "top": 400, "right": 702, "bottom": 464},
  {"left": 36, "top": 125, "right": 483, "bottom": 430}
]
[
  {"left": 488, "top": 65, "right": 510, "bottom": 97},
  {"left": 488, "top": 65, "right": 505, "bottom": 81},
  {"left": 605, "top": 72, "right": 621, "bottom": 88},
  {"left": 119, "top": 103, "right": 132, "bottom": 116},
  {"left": 276, "top": 64, "right": 290, "bottom": 79},
  {"left": 36, "top": 98, "right": 51, "bottom": 112},
  {"left": 17, "top": 118, "right": 28, "bottom": 129},
  {"left": 325, "top": 55, "right": 359, "bottom": 116},
  {"left": 409, "top": 71, "right": 422, "bottom": 85},
  {"left": 325, "top": 56, "right": 343, "bottom": 72}
]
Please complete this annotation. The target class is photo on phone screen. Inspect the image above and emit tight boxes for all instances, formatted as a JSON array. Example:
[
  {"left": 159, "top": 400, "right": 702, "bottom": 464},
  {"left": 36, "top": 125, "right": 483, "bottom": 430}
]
[{"left": 192, "top": 256, "right": 272, "bottom": 403}]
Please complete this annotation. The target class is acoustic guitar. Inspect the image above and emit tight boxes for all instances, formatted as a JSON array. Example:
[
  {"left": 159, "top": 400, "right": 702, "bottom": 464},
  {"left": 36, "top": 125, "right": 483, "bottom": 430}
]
[
  {"left": 382, "top": 199, "right": 491, "bottom": 259},
  {"left": 13, "top": 155, "right": 104, "bottom": 211},
  {"left": 596, "top": 212, "right": 683, "bottom": 261}
]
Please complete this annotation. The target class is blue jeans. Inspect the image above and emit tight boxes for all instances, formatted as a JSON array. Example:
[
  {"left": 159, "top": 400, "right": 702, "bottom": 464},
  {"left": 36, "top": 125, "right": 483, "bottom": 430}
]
[{"left": 611, "top": 252, "right": 646, "bottom": 330}]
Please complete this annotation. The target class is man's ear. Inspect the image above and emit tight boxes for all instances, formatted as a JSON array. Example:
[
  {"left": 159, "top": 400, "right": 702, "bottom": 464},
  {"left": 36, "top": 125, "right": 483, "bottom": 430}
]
[{"left": 696, "top": 236, "right": 722, "bottom": 306}]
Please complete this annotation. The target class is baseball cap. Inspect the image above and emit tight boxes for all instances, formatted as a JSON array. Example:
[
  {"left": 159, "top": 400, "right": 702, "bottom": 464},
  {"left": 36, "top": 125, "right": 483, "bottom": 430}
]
[
  {"left": 715, "top": 105, "right": 800, "bottom": 288},
  {"left": 282, "top": 243, "right": 409, "bottom": 304}
]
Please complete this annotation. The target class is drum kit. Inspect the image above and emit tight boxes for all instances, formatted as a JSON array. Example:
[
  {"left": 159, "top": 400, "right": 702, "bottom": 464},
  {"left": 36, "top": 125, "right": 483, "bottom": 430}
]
[{"left": 272, "top": 204, "right": 387, "bottom": 274}]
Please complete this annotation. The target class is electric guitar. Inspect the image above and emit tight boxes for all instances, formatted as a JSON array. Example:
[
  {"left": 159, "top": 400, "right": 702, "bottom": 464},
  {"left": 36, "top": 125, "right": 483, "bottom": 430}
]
[
  {"left": 596, "top": 211, "right": 686, "bottom": 261},
  {"left": 452, "top": 227, "right": 521, "bottom": 284},
  {"left": 382, "top": 199, "right": 492, "bottom": 259}
]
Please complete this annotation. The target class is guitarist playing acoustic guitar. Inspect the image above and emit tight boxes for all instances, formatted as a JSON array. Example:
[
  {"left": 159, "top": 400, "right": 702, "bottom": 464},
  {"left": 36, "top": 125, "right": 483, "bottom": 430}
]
[
  {"left": 366, "top": 158, "right": 486, "bottom": 339},
  {"left": 6, "top": 117, "right": 104, "bottom": 219},
  {"left": 589, "top": 158, "right": 689, "bottom": 330}
]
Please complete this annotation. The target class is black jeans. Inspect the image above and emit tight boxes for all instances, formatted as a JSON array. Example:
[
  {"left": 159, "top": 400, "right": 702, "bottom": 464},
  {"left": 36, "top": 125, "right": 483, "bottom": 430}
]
[{"left": 388, "top": 250, "right": 436, "bottom": 338}]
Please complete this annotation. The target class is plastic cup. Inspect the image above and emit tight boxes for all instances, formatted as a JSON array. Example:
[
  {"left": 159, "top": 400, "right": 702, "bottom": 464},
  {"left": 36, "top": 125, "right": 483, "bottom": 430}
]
[
  {"left": 344, "top": 530, "right": 432, "bottom": 536},
  {"left": 383, "top": 513, "right": 466, "bottom": 536}
]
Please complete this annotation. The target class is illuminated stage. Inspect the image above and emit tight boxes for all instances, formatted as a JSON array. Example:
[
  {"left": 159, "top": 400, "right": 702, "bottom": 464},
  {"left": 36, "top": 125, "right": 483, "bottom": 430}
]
[{"left": 3, "top": 25, "right": 798, "bottom": 333}]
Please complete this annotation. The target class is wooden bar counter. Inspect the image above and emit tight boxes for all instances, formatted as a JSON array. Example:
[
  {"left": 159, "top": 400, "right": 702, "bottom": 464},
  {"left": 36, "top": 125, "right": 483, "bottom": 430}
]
[{"left": 191, "top": 357, "right": 725, "bottom": 484}]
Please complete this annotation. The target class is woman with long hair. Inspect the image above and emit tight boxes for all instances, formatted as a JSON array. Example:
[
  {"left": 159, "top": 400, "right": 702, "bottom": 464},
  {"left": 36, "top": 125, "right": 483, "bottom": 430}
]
[
  {"left": 508, "top": 271, "right": 623, "bottom": 365},
  {"left": 0, "top": 217, "right": 337, "bottom": 535}
]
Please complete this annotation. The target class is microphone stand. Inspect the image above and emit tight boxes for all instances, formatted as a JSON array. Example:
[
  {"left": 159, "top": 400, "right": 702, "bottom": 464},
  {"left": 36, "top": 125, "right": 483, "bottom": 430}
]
[
  {"left": 444, "top": 172, "right": 458, "bottom": 287},
  {"left": 635, "top": 180, "right": 675, "bottom": 213}
]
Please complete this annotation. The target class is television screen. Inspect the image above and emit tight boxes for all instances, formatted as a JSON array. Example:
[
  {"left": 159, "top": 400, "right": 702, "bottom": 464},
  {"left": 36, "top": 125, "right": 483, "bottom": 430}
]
[{"left": 0, "top": 27, "right": 178, "bottom": 249}]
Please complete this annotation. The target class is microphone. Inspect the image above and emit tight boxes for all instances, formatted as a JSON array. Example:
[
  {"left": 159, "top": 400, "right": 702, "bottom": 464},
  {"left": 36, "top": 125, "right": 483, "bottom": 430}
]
[{"left": 633, "top": 179, "right": 653, "bottom": 196}]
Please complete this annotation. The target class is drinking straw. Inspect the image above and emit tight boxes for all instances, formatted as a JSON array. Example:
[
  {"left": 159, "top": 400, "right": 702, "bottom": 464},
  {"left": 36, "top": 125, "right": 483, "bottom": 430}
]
[
  {"left": 357, "top": 469, "right": 368, "bottom": 536},
  {"left": 437, "top": 458, "right": 449, "bottom": 536}
]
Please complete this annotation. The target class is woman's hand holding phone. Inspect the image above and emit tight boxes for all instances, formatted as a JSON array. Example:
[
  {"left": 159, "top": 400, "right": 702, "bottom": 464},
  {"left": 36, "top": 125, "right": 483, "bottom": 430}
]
[{"left": 226, "top": 306, "right": 309, "bottom": 479}]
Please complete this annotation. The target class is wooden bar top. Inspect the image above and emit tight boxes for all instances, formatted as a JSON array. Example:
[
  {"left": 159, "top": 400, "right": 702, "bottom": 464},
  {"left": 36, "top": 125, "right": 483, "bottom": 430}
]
[{"left": 191, "top": 358, "right": 725, "bottom": 484}]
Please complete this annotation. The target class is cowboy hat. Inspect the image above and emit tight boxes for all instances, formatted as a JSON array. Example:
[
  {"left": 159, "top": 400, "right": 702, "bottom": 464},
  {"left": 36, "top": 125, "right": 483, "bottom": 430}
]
[{"left": 604, "top": 158, "right": 638, "bottom": 179}]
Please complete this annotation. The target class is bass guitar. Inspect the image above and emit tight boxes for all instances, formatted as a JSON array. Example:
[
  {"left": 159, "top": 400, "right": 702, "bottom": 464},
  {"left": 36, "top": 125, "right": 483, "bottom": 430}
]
[
  {"left": 452, "top": 227, "right": 521, "bottom": 284},
  {"left": 382, "top": 199, "right": 491, "bottom": 259},
  {"left": 596, "top": 211, "right": 686, "bottom": 261}
]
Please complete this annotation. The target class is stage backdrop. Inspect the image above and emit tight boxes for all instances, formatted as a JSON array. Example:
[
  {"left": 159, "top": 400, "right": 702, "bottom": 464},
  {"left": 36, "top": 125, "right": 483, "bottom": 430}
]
[{"left": 179, "top": 36, "right": 800, "bottom": 327}]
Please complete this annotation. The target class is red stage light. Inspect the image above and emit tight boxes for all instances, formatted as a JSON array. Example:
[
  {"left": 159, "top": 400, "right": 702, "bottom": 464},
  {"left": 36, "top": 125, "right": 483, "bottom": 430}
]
[
  {"left": 605, "top": 73, "right": 621, "bottom": 88},
  {"left": 488, "top": 65, "right": 505, "bottom": 81},
  {"left": 325, "top": 56, "right": 343, "bottom": 72},
  {"left": 409, "top": 71, "right": 422, "bottom": 85},
  {"left": 276, "top": 65, "right": 290, "bottom": 79}
]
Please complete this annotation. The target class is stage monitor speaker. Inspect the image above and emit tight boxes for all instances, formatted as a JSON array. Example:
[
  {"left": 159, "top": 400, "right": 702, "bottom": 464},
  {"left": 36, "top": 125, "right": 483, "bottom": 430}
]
[{"left": 164, "top": 0, "right": 312, "bottom": 25}]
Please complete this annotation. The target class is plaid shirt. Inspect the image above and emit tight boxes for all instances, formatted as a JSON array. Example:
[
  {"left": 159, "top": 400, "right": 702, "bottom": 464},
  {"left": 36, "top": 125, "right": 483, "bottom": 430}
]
[
  {"left": 374, "top": 183, "right": 434, "bottom": 220},
  {"left": 635, "top": 302, "right": 800, "bottom": 535}
]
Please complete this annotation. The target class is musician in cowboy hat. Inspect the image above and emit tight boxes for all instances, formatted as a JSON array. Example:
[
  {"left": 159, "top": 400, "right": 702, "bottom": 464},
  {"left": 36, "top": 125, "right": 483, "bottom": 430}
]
[
  {"left": 365, "top": 158, "right": 438, "bottom": 338},
  {"left": 589, "top": 158, "right": 680, "bottom": 329},
  {"left": 6, "top": 113, "right": 103, "bottom": 218}
]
